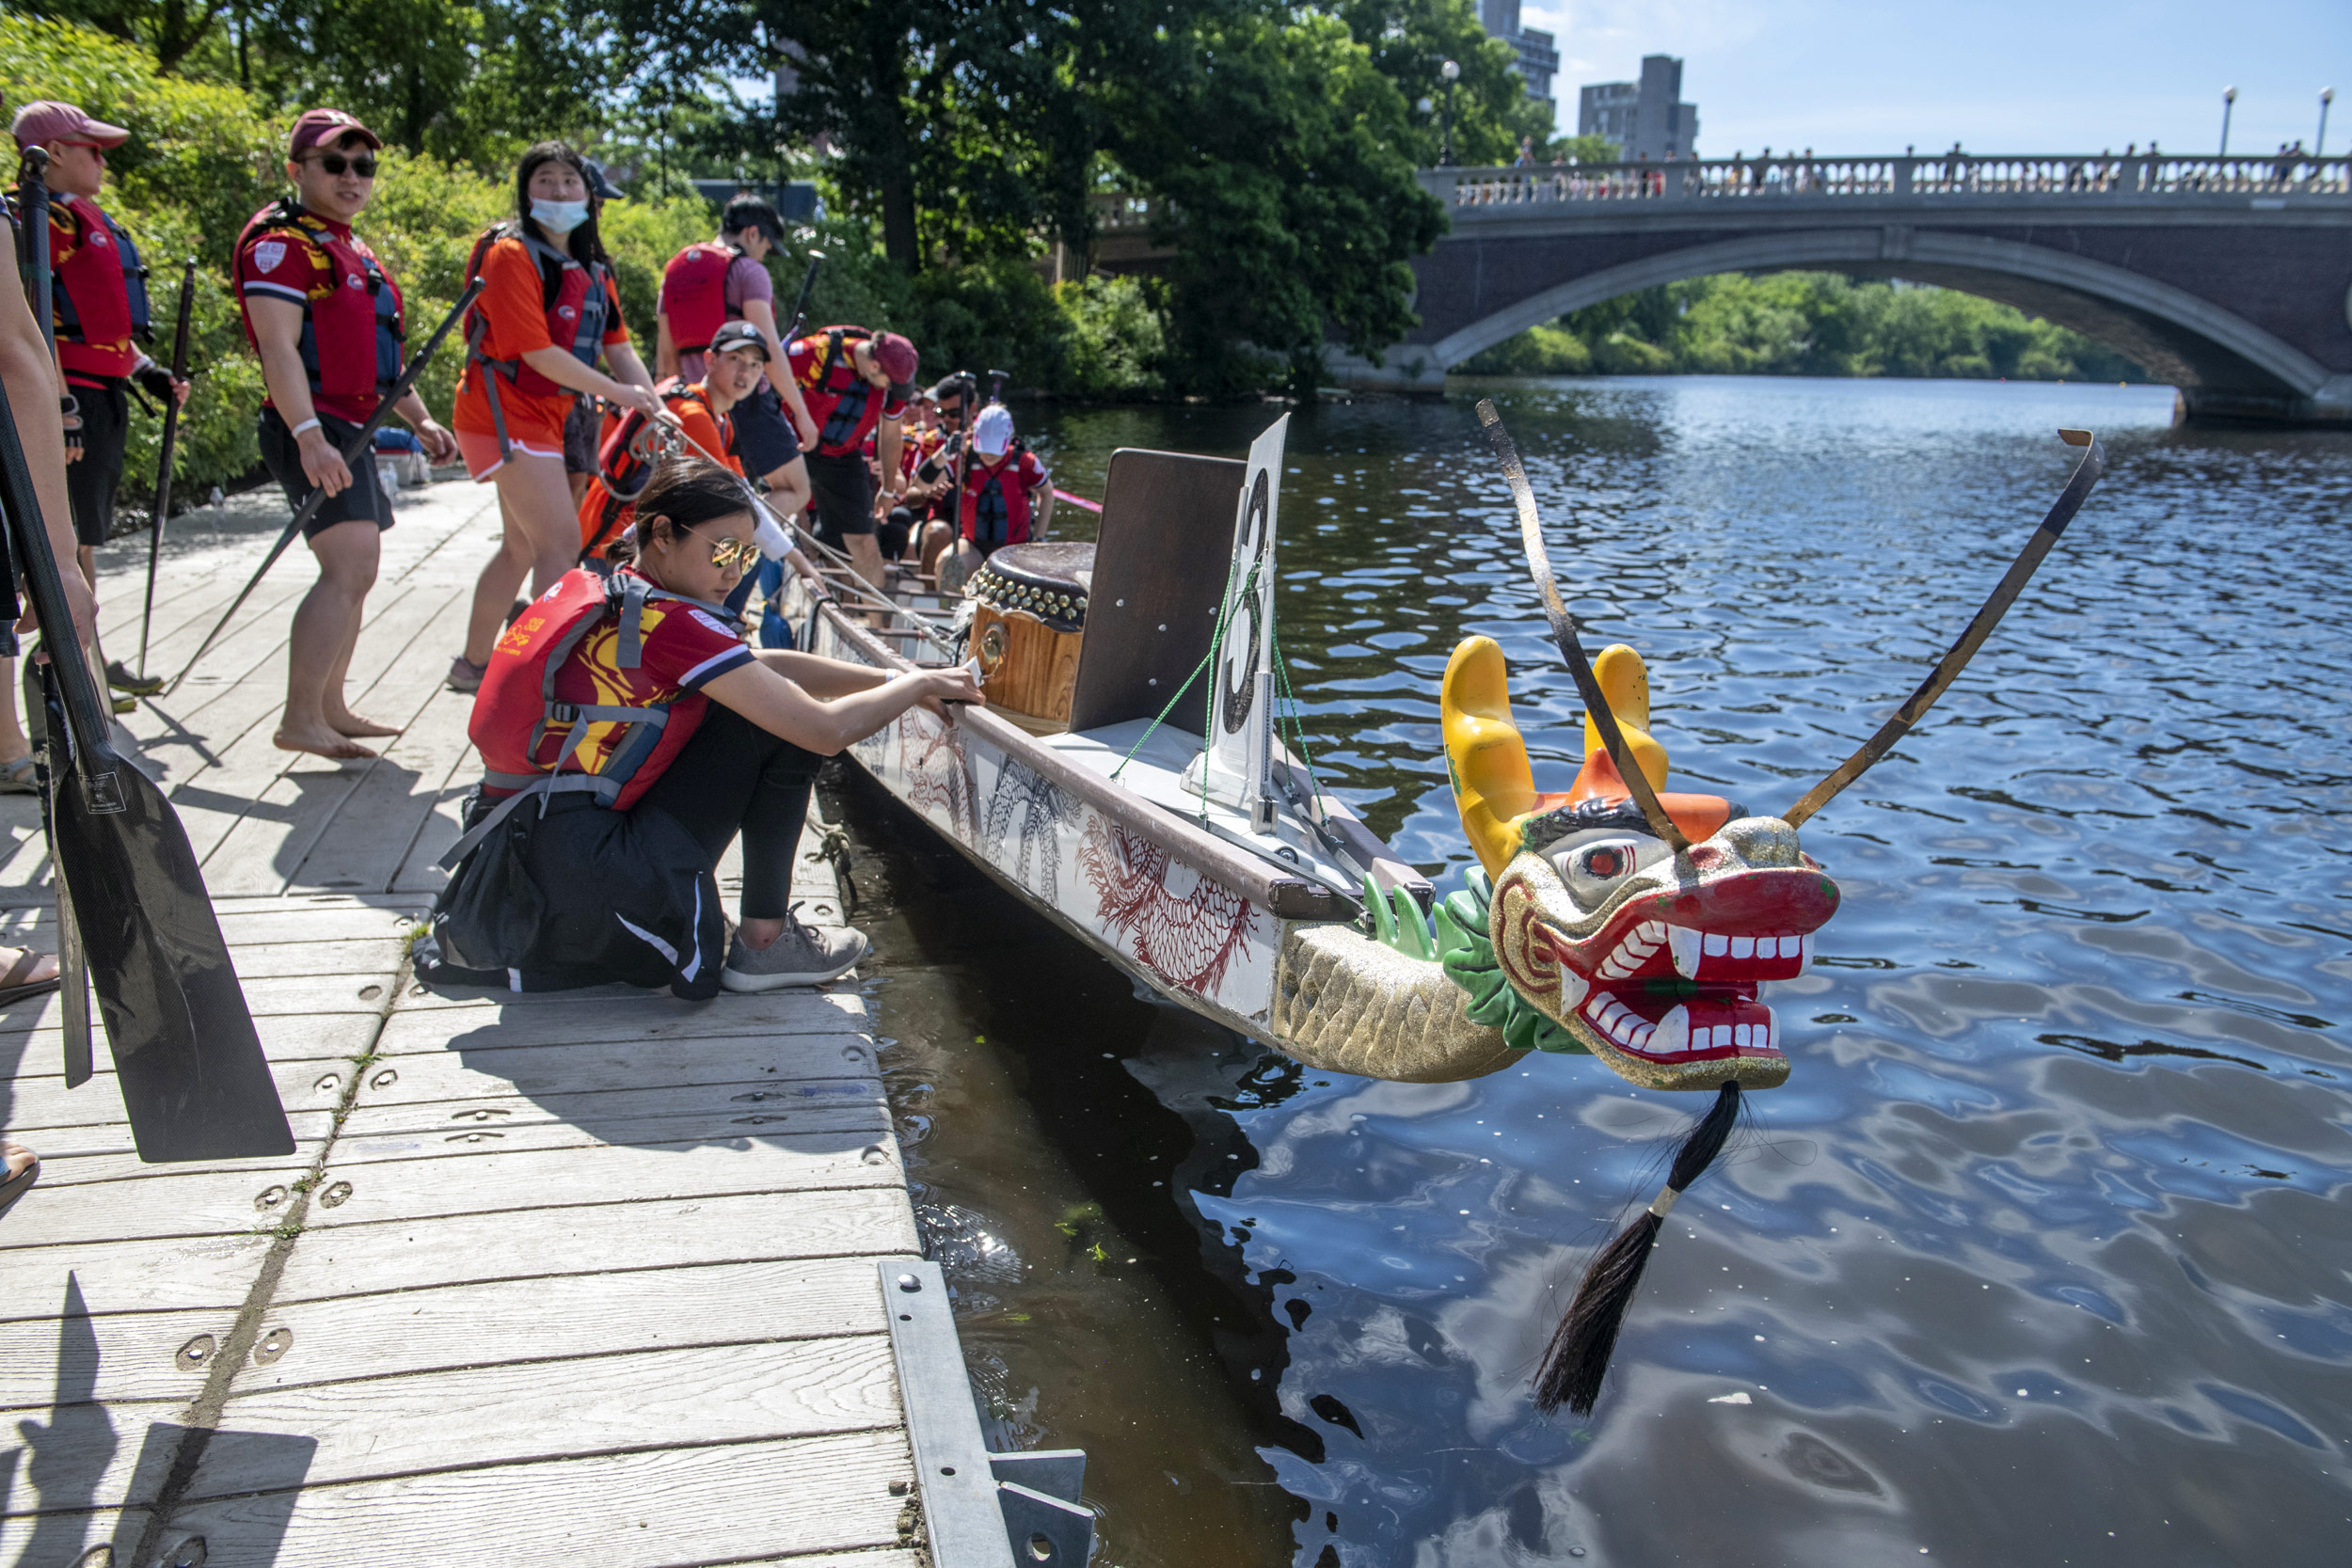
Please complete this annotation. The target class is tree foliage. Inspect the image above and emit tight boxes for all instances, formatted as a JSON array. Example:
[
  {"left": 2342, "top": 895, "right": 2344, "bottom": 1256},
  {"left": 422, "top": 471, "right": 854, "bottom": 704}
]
[{"left": 1460, "top": 272, "right": 2150, "bottom": 383}]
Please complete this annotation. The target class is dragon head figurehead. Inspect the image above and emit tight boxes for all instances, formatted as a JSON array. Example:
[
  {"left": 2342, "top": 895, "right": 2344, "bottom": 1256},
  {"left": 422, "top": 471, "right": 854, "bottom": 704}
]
[{"left": 1438, "top": 636, "right": 1839, "bottom": 1093}]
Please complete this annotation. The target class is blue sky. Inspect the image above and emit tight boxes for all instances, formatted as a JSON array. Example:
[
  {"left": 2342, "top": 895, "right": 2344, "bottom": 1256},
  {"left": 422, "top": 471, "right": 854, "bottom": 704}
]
[{"left": 1523, "top": 0, "right": 2351, "bottom": 156}]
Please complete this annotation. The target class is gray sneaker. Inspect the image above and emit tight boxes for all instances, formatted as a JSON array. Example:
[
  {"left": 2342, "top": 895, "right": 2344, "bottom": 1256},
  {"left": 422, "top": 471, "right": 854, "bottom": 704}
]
[{"left": 722, "top": 908, "right": 870, "bottom": 992}]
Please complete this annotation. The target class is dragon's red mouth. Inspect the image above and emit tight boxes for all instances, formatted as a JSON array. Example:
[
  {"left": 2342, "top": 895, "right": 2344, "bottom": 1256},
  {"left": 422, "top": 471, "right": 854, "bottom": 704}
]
[{"left": 1500, "top": 867, "right": 1839, "bottom": 1067}]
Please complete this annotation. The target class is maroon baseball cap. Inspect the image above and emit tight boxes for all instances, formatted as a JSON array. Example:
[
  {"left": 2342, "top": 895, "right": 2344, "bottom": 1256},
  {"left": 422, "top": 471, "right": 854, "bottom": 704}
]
[
  {"left": 11, "top": 102, "right": 130, "bottom": 150},
  {"left": 872, "top": 331, "right": 918, "bottom": 388},
  {"left": 289, "top": 108, "right": 382, "bottom": 159}
]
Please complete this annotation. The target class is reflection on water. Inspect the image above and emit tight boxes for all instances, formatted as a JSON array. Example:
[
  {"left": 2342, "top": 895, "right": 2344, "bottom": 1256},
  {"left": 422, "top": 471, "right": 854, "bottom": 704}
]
[{"left": 836, "top": 376, "right": 2352, "bottom": 1566}]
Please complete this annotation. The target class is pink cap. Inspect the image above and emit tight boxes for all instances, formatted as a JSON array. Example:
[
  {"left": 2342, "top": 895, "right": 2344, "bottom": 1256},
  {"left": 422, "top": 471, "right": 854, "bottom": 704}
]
[
  {"left": 288, "top": 108, "right": 382, "bottom": 159},
  {"left": 10, "top": 102, "right": 130, "bottom": 150},
  {"left": 872, "top": 331, "right": 918, "bottom": 388}
]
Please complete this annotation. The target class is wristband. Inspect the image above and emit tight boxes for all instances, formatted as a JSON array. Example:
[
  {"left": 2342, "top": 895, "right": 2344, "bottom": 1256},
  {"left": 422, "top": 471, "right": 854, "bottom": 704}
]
[{"left": 291, "top": 418, "right": 322, "bottom": 438}]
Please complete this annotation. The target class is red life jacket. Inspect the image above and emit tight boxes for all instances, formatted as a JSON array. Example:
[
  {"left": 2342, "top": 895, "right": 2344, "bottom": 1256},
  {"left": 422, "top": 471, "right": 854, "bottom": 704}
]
[
  {"left": 462, "top": 224, "right": 612, "bottom": 452},
  {"left": 661, "top": 241, "right": 741, "bottom": 354},
  {"left": 465, "top": 569, "right": 737, "bottom": 823},
  {"left": 236, "top": 200, "right": 405, "bottom": 412},
  {"left": 596, "top": 378, "right": 727, "bottom": 503},
  {"left": 959, "top": 442, "right": 1036, "bottom": 547},
  {"left": 795, "top": 326, "right": 886, "bottom": 457},
  {"left": 50, "top": 195, "right": 151, "bottom": 381}
]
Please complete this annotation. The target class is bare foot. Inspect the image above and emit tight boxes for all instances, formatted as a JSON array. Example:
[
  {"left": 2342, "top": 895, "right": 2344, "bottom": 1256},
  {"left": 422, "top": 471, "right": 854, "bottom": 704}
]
[
  {"left": 0, "top": 947, "right": 57, "bottom": 988},
  {"left": 2, "top": 1140, "right": 33, "bottom": 1180},
  {"left": 274, "top": 724, "right": 378, "bottom": 761},
  {"left": 327, "top": 713, "right": 404, "bottom": 738}
]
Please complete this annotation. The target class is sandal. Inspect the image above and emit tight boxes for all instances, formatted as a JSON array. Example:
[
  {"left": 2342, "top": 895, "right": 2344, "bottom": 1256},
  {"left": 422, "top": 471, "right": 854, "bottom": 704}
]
[
  {"left": 0, "top": 946, "right": 60, "bottom": 1008},
  {"left": 0, "top": 756, "right": 35, "bottom": 796},
  {"left": 0, "top": 1142, "right": 37, "bottom": 1217}
]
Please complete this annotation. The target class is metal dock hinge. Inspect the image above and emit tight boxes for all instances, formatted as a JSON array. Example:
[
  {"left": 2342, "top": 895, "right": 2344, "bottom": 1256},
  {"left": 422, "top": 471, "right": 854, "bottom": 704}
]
[{"left": 880, "top": 1259, "right": 1094, "bottom": 1566}]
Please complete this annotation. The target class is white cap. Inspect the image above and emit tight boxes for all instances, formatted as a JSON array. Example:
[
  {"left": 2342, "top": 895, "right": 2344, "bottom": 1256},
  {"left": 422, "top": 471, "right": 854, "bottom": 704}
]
[
  {"left": 751, "top": 499, "right": 793, "bottom": 562},
  {"left": 972, "top": 404, "right": 1014, "bottom": 458}
]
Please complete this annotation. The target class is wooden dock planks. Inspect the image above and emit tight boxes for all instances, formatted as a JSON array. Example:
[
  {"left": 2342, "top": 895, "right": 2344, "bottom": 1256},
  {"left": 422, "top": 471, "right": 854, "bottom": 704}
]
[{"left": 0, "top": 477, "right": 941, "bottom": 1566}]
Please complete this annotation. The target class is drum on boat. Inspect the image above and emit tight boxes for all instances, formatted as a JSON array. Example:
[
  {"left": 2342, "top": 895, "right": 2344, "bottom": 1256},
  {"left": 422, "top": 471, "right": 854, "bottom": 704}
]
[{"left": 967, "top": 542, "right": 1092, "bottom": 730}]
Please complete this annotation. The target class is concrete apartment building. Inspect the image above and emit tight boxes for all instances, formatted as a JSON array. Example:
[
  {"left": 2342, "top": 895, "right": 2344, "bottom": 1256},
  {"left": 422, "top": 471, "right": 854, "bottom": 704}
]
[
  {"left": 1579, "top": 55, "right": 1701, "bottom": 160},
  {"left": 1480, "top": 0, "right": 1560, "bottom": 122}
]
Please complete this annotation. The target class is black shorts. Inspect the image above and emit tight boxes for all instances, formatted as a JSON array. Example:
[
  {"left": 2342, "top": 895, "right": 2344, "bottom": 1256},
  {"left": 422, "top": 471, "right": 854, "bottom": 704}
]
[
  {"left": 258, "top": 406, "right": 393, "bottom": 538},
  {"left": 63, "top": 380, "right": 126, "bottom": 549},
  {"left": 563, "top": 398, "right": 598, "bottom": 475},
  {"left": 803, "top": 451, "right": 875, "bottom": 545},
  {"left": 730, "top": 383, "right": 802, "bottom": 481},
  {"left": 879, "top": 506, "right": 914, "bottom": 561}
]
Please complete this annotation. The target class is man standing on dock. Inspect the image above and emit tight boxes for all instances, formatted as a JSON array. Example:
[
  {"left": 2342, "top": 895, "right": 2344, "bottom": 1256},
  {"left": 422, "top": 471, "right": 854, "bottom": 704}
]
[
  {"left": 786, "top": 323, "right": 917, "bottom": 594},
  {"left": 655, "top": 198, "right": 820, "bottom": 497},
  {"left": 235, "top": 108, "right": 457, "bottom": 759},
  {"left": 12, "top": 100, "right": 188, "bottom": 709}
]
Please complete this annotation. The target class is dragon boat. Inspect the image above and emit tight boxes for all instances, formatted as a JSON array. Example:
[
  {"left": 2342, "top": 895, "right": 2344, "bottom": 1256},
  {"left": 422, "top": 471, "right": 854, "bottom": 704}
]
[{"left": 797, "top": 406, "right": 2105, "bottom": 1411}]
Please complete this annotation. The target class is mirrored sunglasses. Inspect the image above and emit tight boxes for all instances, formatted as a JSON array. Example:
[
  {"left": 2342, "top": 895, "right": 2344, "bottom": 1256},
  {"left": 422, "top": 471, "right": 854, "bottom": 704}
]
[
  {"left": 309, "top": 151, "right": 378, "bottom": 178},
  {"left": 686, "top": 528, "right": 760, "bottom": 571}
]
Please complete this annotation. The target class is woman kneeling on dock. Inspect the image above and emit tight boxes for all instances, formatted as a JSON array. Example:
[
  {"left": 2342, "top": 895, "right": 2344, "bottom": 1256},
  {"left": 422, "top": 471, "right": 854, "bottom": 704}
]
[{"left": 421, "top": 455, "right": 982, "bottom": 999}]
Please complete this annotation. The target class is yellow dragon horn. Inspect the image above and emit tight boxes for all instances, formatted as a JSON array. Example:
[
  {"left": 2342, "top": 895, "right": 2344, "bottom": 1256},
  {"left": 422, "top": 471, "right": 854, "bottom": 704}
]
[
  {"left": 1442, "top": 638, "right": 1536, "bottom": 878},
  {"left": 1583, "top": 643, "right": 1670, "bottom": 791}
]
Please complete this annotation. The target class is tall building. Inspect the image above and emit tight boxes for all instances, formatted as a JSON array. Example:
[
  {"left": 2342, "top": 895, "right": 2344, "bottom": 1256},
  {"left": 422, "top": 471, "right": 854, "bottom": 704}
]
[
  {"left": 1578, "top": 55, "right": 1700, "bottom": 161},
  {"left": 1479, "top": 0, "right": 1559, "bottom": 126}
]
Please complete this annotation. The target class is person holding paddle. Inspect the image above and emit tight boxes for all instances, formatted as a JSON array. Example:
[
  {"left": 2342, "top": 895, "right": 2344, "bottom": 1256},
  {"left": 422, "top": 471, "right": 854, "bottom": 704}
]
[
  {"left": 655, "top": 197, "right": 819, "bottom": 490},
  {"left": 236, "top": 108, "right": 458, "bottom": 760},
  {"left": 446, "top": 142, "right": 662, "bottom": 695},
  {"left": 11, "top": 102, "right": 188, "bottom": 709},
  {"left": 0, "top": 162, "right": 104, "bottom": 1028}
]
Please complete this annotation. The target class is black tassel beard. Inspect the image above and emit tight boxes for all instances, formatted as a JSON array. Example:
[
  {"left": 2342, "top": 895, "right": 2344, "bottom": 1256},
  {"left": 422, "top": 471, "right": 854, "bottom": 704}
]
[{"left": 1534, "top": 1081, "right": 1742, "bottom": 1417}]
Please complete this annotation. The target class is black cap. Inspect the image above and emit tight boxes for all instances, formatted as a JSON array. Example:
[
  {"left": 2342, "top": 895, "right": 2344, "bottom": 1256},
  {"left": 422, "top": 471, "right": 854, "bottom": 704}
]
[
  {"left": 582, "top": 159, "right": 626, "bottom": 202},
  {"left": 708, "top": 320, "right": 771, "bottom": 360},
  {"left": 722, "top": 196, "right": 784, "bottom": 245}
]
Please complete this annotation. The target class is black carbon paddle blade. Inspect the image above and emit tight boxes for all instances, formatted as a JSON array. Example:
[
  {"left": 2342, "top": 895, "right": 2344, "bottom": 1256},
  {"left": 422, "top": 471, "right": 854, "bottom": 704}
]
[{"left": 51, "top": 733, "right": 292, "bottom": 1161}]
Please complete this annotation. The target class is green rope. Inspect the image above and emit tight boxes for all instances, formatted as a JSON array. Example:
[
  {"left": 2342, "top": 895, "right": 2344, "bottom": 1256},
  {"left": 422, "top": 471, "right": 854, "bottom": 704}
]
[{"left": 1271, "top": 630, "right": 1322, "bottom": 805}]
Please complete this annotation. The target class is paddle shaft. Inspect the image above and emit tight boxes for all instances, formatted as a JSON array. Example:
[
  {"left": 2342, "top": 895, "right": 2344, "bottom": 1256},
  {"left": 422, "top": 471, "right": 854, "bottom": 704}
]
[
  {"left": 15, "top": 149, "right": 97, "bottom": 1074},
  {"left": 138, "top": 257, "right": 198, "bottom": 677},
  {"left": 1476, "top": 400, "right": 1691, "bottom": 853},
  {"left": 786, "top": 252, "right": 823, "bottom": 338},
  {"left": 1782, "top": 429, "right": 2106, "bottom": 829},
  {"left": 165, "top": 277, "right": 485, "bottom": 695}
]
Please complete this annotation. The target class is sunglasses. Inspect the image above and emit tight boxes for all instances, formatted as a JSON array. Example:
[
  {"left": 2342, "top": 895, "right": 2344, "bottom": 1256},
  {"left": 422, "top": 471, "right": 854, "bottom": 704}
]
[
  {"left": 681, "top": 525, "right": 760, "bottom": 571},
  {"left": 307, "top": 151, "right": 378, "bottom": 178}
]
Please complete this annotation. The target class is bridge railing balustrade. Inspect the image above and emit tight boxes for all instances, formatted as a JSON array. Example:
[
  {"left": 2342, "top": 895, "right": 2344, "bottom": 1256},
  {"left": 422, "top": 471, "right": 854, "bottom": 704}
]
[{"left": 1422, "top": 153, "right": 2351, "bottom": 210}]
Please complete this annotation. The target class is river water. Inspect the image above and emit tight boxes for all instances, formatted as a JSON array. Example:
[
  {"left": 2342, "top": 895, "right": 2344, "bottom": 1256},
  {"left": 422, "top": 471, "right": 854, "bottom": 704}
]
[{"left": 822, "top": 375, "right": 2352, "bottom": 1566}]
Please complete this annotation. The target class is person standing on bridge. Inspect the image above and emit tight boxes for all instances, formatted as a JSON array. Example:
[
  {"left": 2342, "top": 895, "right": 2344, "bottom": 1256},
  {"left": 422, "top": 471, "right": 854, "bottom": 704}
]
[
  {"left": 236, "top": 108, "right": 459, "bottom": 760},
  {"left": 12, "top": 101, "right": 189, "bottom": 709}
]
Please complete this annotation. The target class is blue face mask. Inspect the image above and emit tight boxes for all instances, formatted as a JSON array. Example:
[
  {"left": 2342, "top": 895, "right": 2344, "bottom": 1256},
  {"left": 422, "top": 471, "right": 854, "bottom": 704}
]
[{"left": 531, "top": 198, "right": 590, "bottom": 235}]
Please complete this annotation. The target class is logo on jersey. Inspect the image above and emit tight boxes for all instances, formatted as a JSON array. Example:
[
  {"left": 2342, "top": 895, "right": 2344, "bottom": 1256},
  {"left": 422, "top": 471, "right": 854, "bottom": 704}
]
[
  {"left": 558, "top": 306, "right": 579, "bottom": 321},
  {"left": 253, "top": 240, "right": 288, "bottom": 274}
]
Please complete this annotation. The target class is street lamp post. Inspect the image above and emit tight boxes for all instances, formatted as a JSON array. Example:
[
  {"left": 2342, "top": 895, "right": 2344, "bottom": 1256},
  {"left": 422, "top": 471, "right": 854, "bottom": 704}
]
[
  {"left": 2320, "top": 87, "right": 2336, "bottom": 158},
  {"left": 1439, "top": 58, "right": 1460, "bottom": 166},
  {"left": 2219, "top": 86, "right": 2237, "bottom": 156}
]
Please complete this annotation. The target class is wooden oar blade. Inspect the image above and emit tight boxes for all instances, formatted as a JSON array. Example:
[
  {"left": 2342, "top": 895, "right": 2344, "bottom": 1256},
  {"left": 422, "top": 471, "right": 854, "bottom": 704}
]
[{"left": 53, "top": 751, "right": 293, "bottom": 1162}]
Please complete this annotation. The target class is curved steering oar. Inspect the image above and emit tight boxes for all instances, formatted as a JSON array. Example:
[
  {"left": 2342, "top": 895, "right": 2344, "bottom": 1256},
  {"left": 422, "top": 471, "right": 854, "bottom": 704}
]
[
  {"left": 1475, "top": 399, "right": 1691, "bottom": 853},
  {"left": 1782, "top": 428, "right": 2105, "bottom": 830}
]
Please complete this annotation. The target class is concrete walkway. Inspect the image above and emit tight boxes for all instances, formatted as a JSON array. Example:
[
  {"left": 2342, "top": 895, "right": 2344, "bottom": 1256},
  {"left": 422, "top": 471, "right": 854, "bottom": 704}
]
[{"left": 0, "top": 479, "right": 928, "bottom": 1564}]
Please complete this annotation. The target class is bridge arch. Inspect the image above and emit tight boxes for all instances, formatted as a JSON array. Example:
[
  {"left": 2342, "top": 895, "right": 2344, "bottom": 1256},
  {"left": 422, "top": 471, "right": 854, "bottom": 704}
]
[{"left": 1425, "top": 230, "right": 2337, "bottom": 404}]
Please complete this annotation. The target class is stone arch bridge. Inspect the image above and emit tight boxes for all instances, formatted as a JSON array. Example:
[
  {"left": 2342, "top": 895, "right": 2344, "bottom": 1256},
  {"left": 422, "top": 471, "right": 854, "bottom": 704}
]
[{"left": 1331, "top": 151, "right": 2352, "bottom": 424}]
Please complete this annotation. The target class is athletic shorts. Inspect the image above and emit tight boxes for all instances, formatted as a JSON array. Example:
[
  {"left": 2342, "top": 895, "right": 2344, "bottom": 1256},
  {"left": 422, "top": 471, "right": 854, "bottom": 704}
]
[
  {"left": 803, "top": 451, "right": 875, "bottom": 546},
  {"left": 879, "top": 506, "right": 914, "bottom": 562},
  {"left": 730, "top": 383, "right": 802, "bottom": 482},
  {"left": 63, "top": 380, "right": 127, "bottom": 548},
  {"left": 455, "top": 426, "right": 564, "bottom": 481},
  {"left": 258, "top": 406, "right": 393, "bottom": 539},
  {"left": 562, "top": 398, "right": 599, "bottom": 475}
]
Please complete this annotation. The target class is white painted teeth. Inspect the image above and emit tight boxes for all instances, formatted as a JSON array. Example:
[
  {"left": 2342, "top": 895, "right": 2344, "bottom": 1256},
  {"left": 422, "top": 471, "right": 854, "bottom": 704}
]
[
  {"left": 1630, "top": 1005, "right": 1777, "bottom": 1058},
  {"left": 1582, "top": 990, "right": 1654, "bottom": 1049},
  {"left": 1596, "top": 920, "right": 1667, "bottom": 981},
  {"left": 1555, "top": 952, "right": 1589, "bottom": 1010},
  {"left": 1650, "top": 1004, "right": 1691, "bottom": 1055},
  {"left": 1666, "top": 925, "right": 1809, "bottom": 978}
]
